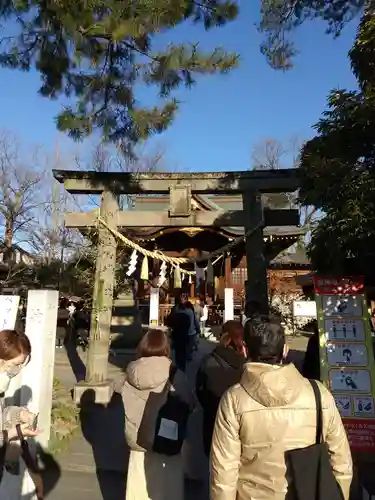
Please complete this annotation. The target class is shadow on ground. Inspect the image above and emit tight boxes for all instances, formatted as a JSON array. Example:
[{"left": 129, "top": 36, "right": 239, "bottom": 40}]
[
  {"left": 64, "top": 341, "right": 86, "bottom": 382},
  {"left": 79, "top": 389, "right": 128, "bottom": 500}
]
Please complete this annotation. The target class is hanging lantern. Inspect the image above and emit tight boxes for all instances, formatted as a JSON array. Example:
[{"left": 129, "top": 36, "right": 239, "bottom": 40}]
[{"left": 140, "top": 256, "right": 149, "bottom": 281}]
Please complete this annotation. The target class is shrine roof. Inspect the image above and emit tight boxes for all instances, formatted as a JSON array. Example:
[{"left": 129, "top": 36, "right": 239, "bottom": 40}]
[
  {"left": 125, "top": 225, "right": 305, "bottom": 240},
  {"left": 269, "top": 248, "right": 312, "bottom": 269}
]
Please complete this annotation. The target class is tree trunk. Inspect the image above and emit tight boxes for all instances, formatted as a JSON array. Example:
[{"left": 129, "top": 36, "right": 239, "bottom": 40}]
[{"left": 4, "top": 219, "right": 13, "bottom": 263}]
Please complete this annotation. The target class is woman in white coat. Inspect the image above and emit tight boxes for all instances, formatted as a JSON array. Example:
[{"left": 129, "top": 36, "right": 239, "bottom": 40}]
[{"left": 122, "top": 329, "right": 194, "bottom": 500}]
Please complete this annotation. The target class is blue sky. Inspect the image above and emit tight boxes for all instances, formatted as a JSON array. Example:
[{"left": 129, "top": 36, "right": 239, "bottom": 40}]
[{"left": 0, "top": 2, "right": 358, "bottom": 172}]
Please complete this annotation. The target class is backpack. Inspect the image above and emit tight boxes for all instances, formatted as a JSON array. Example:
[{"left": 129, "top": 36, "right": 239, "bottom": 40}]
[{"left": 153, "top": 365, "right": 190, "bottom": 456}]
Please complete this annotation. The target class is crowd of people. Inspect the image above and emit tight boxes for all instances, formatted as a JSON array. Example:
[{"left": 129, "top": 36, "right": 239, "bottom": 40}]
[
  {"left": 122, "top": 310, "right": 353, "bottom": 500},
  {"left": 0, "top": 297, "right": 354, "bottom": 500}
]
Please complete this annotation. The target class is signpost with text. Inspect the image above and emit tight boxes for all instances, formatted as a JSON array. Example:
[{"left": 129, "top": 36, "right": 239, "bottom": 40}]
[{"left": 314, "top": 276, "right": 375, "bottom": 452}]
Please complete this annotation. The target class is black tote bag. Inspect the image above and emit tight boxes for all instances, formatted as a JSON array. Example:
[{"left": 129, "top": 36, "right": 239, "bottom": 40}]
[
  {"left": 285, "top": 380, "right": 344, "bottom": 500},
  {"left": 153, "top": 365, "right": 190, "bottom": 456}
]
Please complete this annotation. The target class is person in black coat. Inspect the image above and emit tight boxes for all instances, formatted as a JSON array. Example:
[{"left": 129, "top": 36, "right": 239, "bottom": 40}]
[
  {"left": 166, "top": 298, "right": 192, "bottom": 372},
  {"left": 301, "top": 324, "right": 320, "bottom": 381},
  {"left": 195, "top": 320, "right": 247, "bottom": 456}
]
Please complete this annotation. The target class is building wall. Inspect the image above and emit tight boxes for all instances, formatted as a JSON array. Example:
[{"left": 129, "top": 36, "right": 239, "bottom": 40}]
[
  {"left": 230, "top": 256, "right": 310, "bottom": 300},
  {"left": 0, "top": 247, "right": 34, "bottom": 265}
]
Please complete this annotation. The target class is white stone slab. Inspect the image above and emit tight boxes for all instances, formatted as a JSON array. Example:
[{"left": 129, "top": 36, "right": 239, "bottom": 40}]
[
  {"left": 21, "top": 290, "right": 59, "bottom": 447},
  {"left": 149, "top": 287, "right": 159, "bottom": 326},
  {"left": 0, "top": 295, "right": 20, "bottom": 330},
  {"left": 224, "top": 288, "right": 234, "bottom": 322},
  {"left": 0, "top": 295, "right": 22, "bottom": 407}
]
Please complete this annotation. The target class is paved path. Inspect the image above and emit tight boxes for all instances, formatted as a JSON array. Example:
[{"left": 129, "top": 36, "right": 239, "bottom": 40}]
[{"left": 46, "top": 335, "right": 309, "bottom": 500}]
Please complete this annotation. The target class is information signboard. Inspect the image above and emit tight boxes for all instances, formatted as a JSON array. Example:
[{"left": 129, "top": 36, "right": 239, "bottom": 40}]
[
  {"left": 293, "top": 300, "right": 317, "bottom": 318},
  {"left": 314, "top": 276, "right": 375, "bottom": 451}
]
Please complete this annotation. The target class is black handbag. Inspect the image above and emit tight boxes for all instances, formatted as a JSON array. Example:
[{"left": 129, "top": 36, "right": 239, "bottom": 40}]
[
  {"left": 286, "top": 380, "right": 344, "bottom": 500},
  {"left": 0, "top": 430, "right": 8, "bottom": 484},
  {"left": 153, "top": 365, "right": 190, "bottom": 456},
  {"left": 0, "top": 426, "right": 43, "bottom": 499}
]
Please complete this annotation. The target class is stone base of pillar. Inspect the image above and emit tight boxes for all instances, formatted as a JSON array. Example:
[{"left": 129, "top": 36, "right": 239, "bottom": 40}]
[{"left": 73, "top": 380, "right": 115, "bottom": 406}]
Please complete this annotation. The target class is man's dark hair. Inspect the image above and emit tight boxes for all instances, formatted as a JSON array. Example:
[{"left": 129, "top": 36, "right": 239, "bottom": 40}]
[
  {"left": 244, "top": 316, "right": 285, "bottom": 364},
  {"left": 245, "top": 300, "right": 262, "bottom": 318}
]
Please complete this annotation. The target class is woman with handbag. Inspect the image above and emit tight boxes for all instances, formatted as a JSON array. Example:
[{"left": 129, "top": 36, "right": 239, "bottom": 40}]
[
  {"left": 122, "top": 329, "right": 194, "bottom": 500},
  {"left": 0, "top": 329, "right": 41, "bottom": 497}
]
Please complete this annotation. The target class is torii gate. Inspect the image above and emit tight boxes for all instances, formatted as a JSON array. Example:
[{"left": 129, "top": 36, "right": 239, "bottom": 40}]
[{"left": 53, "top": 169, "right": 300, "bottom": 403}]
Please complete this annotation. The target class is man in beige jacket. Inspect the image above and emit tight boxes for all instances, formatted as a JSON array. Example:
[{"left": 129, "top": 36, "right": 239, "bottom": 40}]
[{"left": 210, "top": 317, "right": 352, "bottom": 500}]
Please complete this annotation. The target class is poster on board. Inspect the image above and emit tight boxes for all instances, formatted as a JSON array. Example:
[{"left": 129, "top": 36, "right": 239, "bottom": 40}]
[
  {"left": 0, "top": 295, "right": 20, "bottom": 330},
  {"left": 334, "top": 396, "right": 352, "bottom": 417},
  {"left": 314, "top": 276, "right": 375, "bottom": 451},
  {"left": 329, "top": 368, "right": 371, "bottom": 393},
  {"left": 322, "top": 295, "right": 363, "bottom": 317},
  {"left": 324, "top": 318, "right": 365, "bottom": 342},
  {"left": 326, "top": 342, "right": 368, "bottom": 366}
]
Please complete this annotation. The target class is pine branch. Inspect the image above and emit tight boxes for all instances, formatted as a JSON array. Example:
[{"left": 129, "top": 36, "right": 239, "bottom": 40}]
[{"left": 0, "top": 0, "right": 239, "bottom": 144}]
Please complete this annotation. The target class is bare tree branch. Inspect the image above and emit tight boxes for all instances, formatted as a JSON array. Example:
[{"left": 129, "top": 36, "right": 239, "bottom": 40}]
[{"left": 0, "top": 130, "right": 47, "bottom": 257}]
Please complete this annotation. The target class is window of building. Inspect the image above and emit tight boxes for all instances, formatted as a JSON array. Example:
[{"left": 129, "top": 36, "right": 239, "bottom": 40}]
[{"left": 231, "top": 267, "right": 246, "bottom": 285}]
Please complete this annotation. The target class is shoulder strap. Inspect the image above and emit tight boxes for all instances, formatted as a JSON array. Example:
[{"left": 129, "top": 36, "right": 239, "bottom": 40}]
[
  {"left": 309, "top": 379, "right": 323, "bottom": 444},
  {"left": 16, "top": 425, "right": 39, "bottom": 473},
  {"left": 169, "top": 364, "right": 178, "bottom": 383}
]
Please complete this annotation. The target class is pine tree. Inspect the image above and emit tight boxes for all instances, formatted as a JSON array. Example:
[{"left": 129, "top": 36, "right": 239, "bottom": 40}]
[
  {"left": 0, "top": 1, "right": 238, "bottom": 145},
  {"left": 259, "top": 0, "right": 367, "bottom": 69}
]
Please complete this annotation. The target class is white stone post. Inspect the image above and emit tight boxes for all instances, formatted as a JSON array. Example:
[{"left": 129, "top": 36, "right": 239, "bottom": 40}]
[
  {"left": 224, "top": 288, "right": 234, "bottom": 323},
  {"left": 20, "top": 290, "right": 59, "bottom": 447},
  {"left": 149, "top": 287, "right": 160, "bottom": 326}
]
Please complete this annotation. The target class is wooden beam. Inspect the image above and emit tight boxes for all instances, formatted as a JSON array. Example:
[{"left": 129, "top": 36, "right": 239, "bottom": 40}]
[
  {"left": 64, "top": 208, "right": 299, "bottom": 229},
  {"left": 53, "top": 169, "right": 299, "bottom": 195}
]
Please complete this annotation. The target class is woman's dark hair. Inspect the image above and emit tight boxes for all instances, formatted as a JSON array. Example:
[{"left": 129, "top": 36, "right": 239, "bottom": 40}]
[
  {"left": 244, "top": 317, "right": 285, "bottom": 364},
  {"left": 137, "top": 329, "right": 171, "bottom": 359},
  {"left": 0, "top": 330, "right": 31, "bottom": 361},
  {"left": 222, "top": 320, "right": 243, "bottom": 336}
]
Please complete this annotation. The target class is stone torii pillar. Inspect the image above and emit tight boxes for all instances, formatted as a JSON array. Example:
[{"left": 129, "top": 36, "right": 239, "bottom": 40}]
[
  {"left": 242, "top": 189, "right": 268, "bottom": 316},
  {"left": 74, "top": 190, "right": 118, "bottom": 405}
]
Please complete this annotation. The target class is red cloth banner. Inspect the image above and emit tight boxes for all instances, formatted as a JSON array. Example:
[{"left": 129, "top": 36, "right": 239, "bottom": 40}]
[
  {"left": 313, "top": 276, "right": 365, "bottom": 296},
  {"left": 343, "top": 418, "right": 375, "bottom": 452}
]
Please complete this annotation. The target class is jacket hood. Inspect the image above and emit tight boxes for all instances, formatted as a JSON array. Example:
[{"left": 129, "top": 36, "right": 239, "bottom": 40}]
[
  {"left": 126, "top": 356, "right": 171, "bottom": 391},
  {"left": 213, "top": 345, "right": 245, "bottom": 370},
  {"left": 240, "top": 362, "right": 304, "bottom": 408}
]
